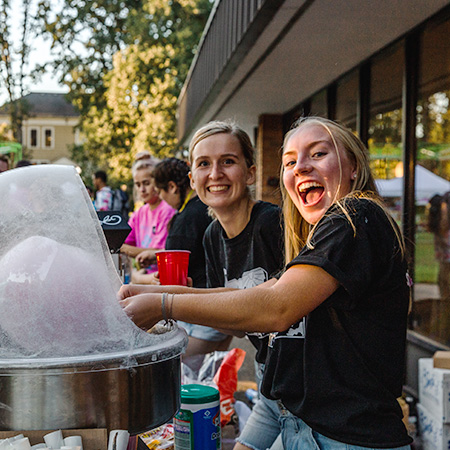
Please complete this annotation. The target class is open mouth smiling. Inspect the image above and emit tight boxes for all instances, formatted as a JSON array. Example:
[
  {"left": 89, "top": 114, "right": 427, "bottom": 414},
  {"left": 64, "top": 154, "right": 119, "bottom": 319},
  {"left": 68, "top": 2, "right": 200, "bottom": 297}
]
[
  {"left": 208, "top": 185, "right": 229, "bottom": 192},
  {"left": 298, "top": 181, "right": 324, "bottom": 205}
]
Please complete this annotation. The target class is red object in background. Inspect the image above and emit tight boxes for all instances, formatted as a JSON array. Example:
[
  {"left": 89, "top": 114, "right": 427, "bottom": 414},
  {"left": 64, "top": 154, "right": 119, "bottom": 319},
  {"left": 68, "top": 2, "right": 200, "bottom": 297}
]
[
  {"left": 156, "top": 250, "right": 190, "bottom": 285},
  {"left": 213, "top": 348, "right": 246, "bottom": 426}
]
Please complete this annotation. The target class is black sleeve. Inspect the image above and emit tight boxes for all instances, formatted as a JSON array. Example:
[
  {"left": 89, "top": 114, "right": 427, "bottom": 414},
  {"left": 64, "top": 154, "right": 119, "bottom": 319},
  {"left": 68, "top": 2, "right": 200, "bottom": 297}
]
[{"left": 287, "top": 200, "right": 391, "bottom": 301}]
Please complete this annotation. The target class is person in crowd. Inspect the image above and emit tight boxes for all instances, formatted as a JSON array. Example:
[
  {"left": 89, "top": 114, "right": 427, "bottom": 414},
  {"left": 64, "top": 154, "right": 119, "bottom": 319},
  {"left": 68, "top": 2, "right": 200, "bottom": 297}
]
[
  {"left": 425, "top": 192, "right": 450, "bottom": 341},
  {"left": 134, "top": 150, "right": 153, "bottom": 161},
  {"left": 119, "top": 117, "right": 412, "bottom": 450},
  {"left": 132, "top": 150, "right": 155, "bottom": 210},
  {"left": 136, "top": 157, "right": 222, "bottom": 356},
  {"left": 0, "top": 155, "right": 9, "bottom": 173},
  {"left": 15, "top": 160, "right": 32, "bottom": 168},
  {"left": 92, "top": 170, "right": 113, "bottom": 211},
  {"left": 427, "top": 193, "right": 450, "bottom": 301},
  {"left": 120, "top": 158, "right": 176, "bottom": 282},
  {"left": 189, "top": 120, "right": 285, "bottom": 450}
]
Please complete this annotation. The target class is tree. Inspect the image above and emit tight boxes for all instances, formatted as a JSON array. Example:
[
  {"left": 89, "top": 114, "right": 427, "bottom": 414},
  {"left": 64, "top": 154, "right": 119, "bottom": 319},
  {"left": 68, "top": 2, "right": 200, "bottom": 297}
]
[
  {"left": 38, "top": 0, "right": 143, "bottom": 116},
  {"left": 39, "top": 0, "right": 213, "bottom": 185},
  {"left": 0, "top": 0, "right": 43, "bottom": 144}
]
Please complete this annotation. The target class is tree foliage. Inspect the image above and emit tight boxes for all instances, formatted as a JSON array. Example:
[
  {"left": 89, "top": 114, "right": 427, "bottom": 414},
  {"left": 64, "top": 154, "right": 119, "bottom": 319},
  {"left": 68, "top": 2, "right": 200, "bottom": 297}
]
[
  {"left": 0, "top": 0, "right": 43, "bottom": 144},
  {"left": 40, "top": 0, "right": 213, "bottom": 185}
]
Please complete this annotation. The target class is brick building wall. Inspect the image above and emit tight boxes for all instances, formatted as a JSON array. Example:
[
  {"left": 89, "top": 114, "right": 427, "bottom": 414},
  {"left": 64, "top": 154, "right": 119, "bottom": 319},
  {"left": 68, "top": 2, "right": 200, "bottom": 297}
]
[{"left": 256, "top": 114, "right": 284, "bottom": 205}]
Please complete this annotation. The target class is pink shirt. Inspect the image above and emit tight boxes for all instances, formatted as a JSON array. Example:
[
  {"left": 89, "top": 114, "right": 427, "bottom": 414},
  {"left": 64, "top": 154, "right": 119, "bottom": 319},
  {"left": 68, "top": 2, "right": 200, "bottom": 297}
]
[
  {"left": 95, "top": 186, "right": 113, "bottom": 211},
  {"left": 125, "top": 201, "right": 176, "bottom": 272}
]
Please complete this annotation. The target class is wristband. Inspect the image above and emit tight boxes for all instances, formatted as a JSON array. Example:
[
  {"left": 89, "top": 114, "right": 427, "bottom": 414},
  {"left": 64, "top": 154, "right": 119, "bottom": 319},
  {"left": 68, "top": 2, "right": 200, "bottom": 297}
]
[{"left": 161, "top": 292, "right": 169, "bottom": 323}]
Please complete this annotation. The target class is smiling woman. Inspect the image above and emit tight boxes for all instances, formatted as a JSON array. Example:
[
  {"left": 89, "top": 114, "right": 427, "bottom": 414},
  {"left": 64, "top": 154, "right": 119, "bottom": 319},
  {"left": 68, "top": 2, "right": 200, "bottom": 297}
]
[{"left": 281, "top": 120, "right": 356, "bottom": 229}]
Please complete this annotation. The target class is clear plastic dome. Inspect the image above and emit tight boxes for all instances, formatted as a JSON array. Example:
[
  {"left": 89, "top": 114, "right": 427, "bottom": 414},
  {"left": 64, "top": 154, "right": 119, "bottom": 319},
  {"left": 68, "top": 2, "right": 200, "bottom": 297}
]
[{"left": 0, "top": 165, "right": 186, "bottom": 362}]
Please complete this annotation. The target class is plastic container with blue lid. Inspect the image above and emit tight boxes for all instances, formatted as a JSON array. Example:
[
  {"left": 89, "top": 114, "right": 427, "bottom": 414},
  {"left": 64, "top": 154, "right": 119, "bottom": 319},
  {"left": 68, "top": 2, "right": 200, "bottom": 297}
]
[{"left": 174, "top": 384, "right": 221, "bottom": 449}]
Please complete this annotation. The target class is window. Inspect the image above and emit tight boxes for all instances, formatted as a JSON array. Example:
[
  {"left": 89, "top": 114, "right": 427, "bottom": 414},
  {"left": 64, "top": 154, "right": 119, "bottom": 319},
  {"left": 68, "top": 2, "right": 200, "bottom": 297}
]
[
  {"left": 368, "top": 42, "right": 404, "bottom": 185},
  {"left": 412, "top": 17, "right": 450, "bottom": 346},
  {"left": 309, "top": 89, "right": 327, "bottom": 118},
  {"left": 29, "top": 128, "right": 39, "bottom": 148},
  {"left": 42, "top": 128, "right": 54, "bottom": 149},
  {"left": 335, "top": 70, "right": 358, "bottom": 130}
]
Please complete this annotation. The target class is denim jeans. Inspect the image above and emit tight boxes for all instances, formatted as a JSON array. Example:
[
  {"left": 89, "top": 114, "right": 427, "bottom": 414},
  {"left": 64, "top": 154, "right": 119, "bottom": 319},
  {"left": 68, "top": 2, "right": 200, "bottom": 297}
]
[
  {"left": 236, "top": 393, "right": 283, "bottom": 450},
  {"left": 278, "top": 404, "right": 411, "bottom": 450}
]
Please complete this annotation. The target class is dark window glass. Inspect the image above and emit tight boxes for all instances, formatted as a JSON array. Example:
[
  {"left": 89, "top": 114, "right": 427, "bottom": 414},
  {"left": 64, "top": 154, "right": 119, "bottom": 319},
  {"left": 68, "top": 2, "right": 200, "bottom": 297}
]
[
  {"left": 309, "top": 89, "right": 327, "bottom": 118},
  {"left": 413, "top": 17, "right": 450, "bottom": 345},
  {"left": 45, "top": 129, "right": 52, "bottom": 147},
  {"left": 336, "top": 70, "right": 358, "bottom": 130},
  {"left": 368, "top": 42, "right": 404, "bottom": 186},
  {"left": 30, "top": 129, "right": 38, "bottom": 147}
]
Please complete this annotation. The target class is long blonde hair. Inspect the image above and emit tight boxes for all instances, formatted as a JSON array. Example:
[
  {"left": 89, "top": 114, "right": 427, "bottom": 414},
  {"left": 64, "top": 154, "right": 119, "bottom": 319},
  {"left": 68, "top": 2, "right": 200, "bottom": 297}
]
[{"left": 281, "top": 116, "right": 405, "bottom": 263}]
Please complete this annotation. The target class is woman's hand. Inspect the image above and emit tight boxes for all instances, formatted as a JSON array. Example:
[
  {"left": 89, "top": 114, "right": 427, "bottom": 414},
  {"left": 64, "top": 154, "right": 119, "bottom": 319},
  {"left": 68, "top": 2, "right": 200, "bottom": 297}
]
[
  {"left": 131, "top": 270, "right": 161, "bottom": 285},
  {"left": 136, "top": 249, "right": 156, "bottom": 266},
  {"left": 118, "top": 283, "right": 158, "bottom": 300},
  {"left": 118, "top": 287, "right": 163, "bottom": 330}
]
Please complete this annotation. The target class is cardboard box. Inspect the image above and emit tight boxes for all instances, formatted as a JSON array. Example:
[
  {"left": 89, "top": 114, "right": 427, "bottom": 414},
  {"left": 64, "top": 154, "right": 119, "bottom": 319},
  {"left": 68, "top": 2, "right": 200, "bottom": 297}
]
[
  {"left": 0, "top": 429, "right": 107, "bottom": 450},
  {"left": 418, "top": 403, "right": 450, "bottom": 450},
  {"left": 434, "top": 351, "right": 450, "bottom": 370},
  {"left": 419, "top": 358, "right": 450, "bottom": 423}
]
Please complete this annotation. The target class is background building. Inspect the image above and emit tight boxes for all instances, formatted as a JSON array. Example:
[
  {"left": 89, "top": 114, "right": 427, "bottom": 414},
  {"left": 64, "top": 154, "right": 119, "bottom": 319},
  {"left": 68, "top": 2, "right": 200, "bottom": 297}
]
[
  {"left": 177, "top": 0, "right": 450, "bottom": 398},
  {"left": 0, "top": 92, "right": 80, "bottom": 165}
]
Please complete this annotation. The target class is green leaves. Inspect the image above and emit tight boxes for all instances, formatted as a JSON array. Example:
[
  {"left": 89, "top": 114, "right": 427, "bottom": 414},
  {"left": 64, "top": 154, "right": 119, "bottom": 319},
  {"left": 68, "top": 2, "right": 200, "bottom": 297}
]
[{"left": 40, "top": 0, "right": 212, "bottom": 185}]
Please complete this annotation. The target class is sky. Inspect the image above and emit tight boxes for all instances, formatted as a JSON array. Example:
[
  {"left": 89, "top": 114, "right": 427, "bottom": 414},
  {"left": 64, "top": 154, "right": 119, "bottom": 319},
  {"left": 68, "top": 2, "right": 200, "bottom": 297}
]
[{"left": 0, "top": 1, "right": 67, "bottom": 105}]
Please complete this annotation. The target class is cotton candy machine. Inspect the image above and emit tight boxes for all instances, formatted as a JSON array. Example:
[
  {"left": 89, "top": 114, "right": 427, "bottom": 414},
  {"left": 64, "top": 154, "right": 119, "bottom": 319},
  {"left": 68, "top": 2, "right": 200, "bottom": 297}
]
[{"left": 0, "top": 165, "right": 188, "bottom": 434}]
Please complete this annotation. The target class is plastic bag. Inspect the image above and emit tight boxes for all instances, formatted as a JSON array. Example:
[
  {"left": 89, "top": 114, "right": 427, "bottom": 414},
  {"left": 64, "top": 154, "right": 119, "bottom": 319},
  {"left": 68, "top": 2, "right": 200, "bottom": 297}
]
[
  {"left": 182, "top": 351, "right": 229, "bottom": 386},
  {"left": 213, "top": 348, "right": 246, "bottom": 426}
]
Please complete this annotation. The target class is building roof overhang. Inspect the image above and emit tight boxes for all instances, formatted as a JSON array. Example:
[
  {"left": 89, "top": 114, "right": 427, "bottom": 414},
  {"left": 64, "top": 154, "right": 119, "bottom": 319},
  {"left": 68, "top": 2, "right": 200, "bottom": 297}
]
[{"left": 177, "top": 0, "right": 450, "bottom": 145}]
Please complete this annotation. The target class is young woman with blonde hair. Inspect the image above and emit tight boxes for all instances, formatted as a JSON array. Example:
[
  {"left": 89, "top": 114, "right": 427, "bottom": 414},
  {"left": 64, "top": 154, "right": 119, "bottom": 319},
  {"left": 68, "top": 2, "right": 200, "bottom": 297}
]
[
  {"left": 188, "top": 121, "right": 285, "bottom": 450},
  {"left": 119, "top": 117, "right": 412, "bottom": 450}
]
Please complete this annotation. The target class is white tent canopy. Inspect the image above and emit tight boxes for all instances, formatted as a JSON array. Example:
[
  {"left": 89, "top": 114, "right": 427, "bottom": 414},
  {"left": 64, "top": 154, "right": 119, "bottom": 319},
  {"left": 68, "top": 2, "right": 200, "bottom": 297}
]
[{"left": 375, "top": 165, "right": 450, "bottom": 205}]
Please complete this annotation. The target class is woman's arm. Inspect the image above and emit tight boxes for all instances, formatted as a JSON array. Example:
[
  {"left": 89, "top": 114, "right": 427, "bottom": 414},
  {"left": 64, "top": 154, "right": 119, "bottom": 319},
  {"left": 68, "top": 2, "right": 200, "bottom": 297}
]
[
  {"left": 118, "top": 280, "right": 271, "bottom": 297},
  {"left": 119, "top": 266, "right": 338, "bottom": 332},
  {"left": 121, "top": 244, "right": 159, "bottom": 260}
]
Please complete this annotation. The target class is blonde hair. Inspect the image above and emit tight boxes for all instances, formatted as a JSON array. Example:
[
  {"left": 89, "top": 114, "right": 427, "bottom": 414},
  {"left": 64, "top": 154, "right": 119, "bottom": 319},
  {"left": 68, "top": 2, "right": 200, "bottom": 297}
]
[
  {"left": 281, "top": 116, "right": 405, "bottom": 263},
  {"left": 131, "top": 157, "right": 160, "bottom": 179},
  {"left": 188, "top": 120, "right": 255, "bottom": 169}
]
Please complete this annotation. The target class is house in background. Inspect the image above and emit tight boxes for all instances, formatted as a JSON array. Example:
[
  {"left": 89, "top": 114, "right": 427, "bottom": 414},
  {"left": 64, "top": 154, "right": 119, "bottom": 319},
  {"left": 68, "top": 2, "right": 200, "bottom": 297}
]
[{"left": 0, "top": 92, "right": 80, "bottom": 165}]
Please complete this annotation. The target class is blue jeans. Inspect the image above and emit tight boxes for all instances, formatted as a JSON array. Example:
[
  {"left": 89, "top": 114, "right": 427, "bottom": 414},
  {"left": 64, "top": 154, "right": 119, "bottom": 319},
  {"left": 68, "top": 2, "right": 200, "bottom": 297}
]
[
  {"left": 177, "top": 321, "right": 228, "bottom": 341},
  {"left": 236, "top": 393, "right": 283, "bottom": 450},
  {"left": 279, "top": 404, "right": 412, "bottom": 450}
]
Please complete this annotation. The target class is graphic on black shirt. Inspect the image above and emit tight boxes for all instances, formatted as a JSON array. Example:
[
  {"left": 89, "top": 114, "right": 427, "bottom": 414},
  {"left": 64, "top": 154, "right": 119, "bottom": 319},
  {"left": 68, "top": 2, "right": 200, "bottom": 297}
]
[
  {"left": 224, "top": 267, "right": 268, "bottom": 289},
  {"left": 269, "top": 319, "right": 306, "bottom": 348},
  {"left": 203, "top": 201, "right": 284, "bottom": 362}
]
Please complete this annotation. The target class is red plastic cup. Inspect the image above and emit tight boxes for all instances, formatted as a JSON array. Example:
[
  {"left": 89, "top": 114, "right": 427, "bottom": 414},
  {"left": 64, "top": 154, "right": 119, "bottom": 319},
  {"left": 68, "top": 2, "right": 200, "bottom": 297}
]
[{"left": 156, "top": 250, "right": 191, "bottom": 285}]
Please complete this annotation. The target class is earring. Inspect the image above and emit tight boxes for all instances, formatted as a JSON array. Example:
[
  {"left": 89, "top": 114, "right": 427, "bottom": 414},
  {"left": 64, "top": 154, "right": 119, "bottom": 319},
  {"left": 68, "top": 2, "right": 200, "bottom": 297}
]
[{"left": 352, "top": 173, "right": 357, "bottom": 180}]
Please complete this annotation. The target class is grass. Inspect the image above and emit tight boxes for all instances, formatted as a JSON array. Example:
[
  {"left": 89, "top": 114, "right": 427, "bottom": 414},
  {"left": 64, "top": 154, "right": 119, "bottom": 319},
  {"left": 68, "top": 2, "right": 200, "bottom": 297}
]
[{"left": 415, "top": 231, "right": 439, "bottom": 283}]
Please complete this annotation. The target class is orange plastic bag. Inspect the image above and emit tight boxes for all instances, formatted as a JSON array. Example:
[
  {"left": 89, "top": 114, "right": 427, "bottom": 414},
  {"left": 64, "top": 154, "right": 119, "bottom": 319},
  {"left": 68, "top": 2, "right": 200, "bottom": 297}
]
[{"left": 213, "top": 347, "right": 246, "bottom": 426}]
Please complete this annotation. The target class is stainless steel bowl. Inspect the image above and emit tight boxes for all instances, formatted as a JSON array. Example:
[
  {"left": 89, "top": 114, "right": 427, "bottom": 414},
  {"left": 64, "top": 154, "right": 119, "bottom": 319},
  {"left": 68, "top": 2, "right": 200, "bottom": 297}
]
[{"left": 0, "top": 329, "right": 187, "bottom": 434}]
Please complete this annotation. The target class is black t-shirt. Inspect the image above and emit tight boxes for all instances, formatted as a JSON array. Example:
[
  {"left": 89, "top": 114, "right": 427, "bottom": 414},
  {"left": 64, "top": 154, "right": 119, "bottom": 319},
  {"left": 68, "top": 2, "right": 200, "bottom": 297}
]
[
  {"left": 261, "top": 198, "right": 412, "bottom": 447},
  {"left": 165, "top": 196, "right": 212, "bottom": 288},
  {"left": 203, "top": 201, "right": 284, "bottom": 362}
]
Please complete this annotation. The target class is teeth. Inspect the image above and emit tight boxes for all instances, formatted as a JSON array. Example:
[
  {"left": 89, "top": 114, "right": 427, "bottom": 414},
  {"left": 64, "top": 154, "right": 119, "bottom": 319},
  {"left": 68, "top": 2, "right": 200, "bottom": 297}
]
[
  {"left": 208, "top": 186, "right": 228, "bottom": 192},
  {"left": 299, "top": 181, "right": 322, "bottom": 193}
]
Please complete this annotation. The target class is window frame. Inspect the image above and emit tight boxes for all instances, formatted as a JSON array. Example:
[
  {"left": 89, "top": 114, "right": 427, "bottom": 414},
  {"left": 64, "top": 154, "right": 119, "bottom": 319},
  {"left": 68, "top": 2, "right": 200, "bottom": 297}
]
[{"left": 42, "top": 127, "right": 55, "bottom": 149}]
